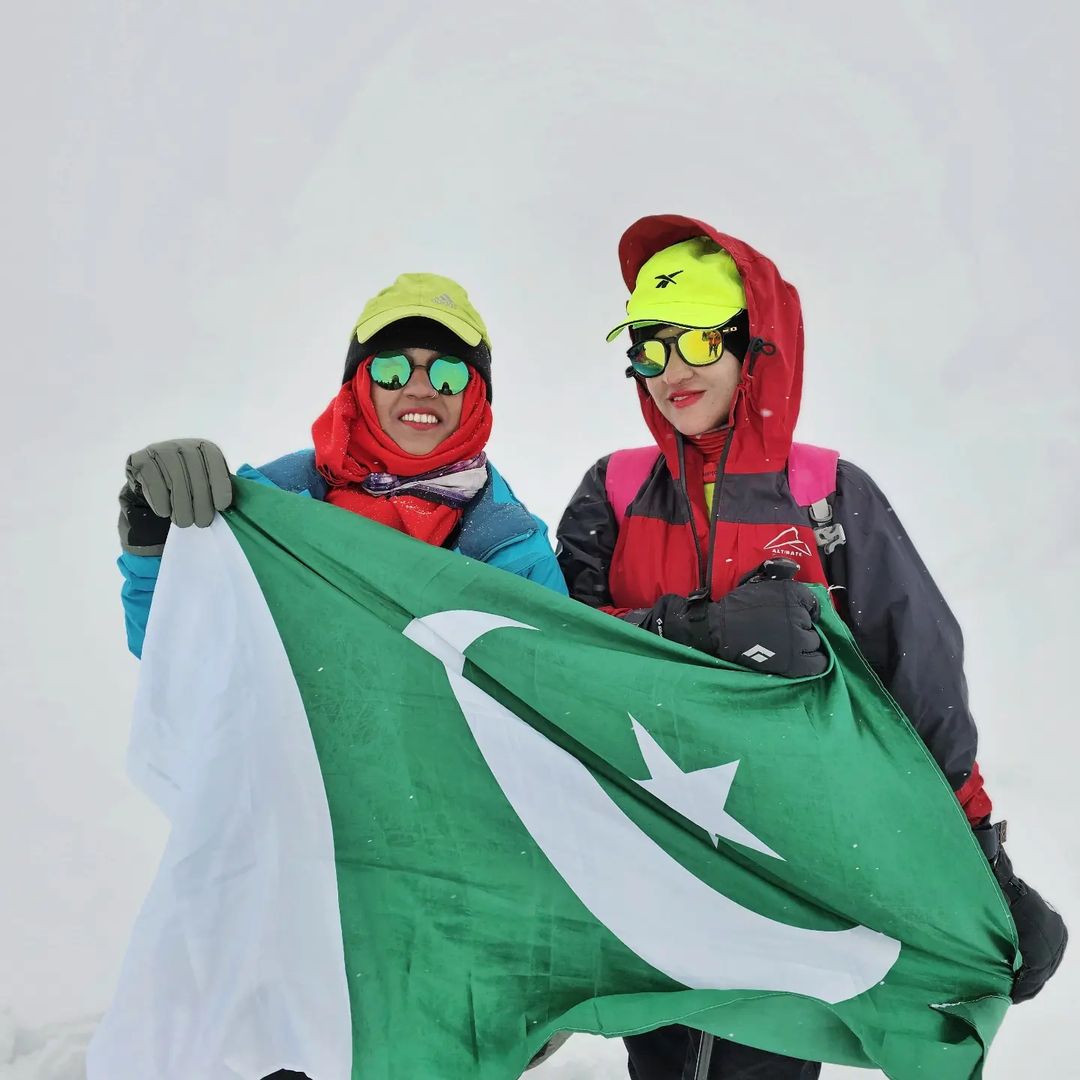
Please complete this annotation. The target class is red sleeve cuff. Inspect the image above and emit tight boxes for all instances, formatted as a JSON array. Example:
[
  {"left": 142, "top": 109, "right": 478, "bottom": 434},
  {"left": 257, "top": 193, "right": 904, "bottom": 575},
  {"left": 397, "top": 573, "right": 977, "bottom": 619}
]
[{"left": 955, "top": 760, "right": 993, "bottom": 825}]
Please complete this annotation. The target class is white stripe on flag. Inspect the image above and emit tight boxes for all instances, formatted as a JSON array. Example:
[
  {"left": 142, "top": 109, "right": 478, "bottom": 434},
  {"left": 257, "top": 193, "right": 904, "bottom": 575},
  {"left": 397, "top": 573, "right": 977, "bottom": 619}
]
[{"left": 87, "top": 518, "right": 351, "bottom": 1080}]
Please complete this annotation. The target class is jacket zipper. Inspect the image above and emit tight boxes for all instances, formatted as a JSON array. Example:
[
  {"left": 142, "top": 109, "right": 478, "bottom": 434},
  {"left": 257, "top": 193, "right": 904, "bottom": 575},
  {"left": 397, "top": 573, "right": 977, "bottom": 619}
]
[
  {"left": 697, "top": 424, "right": 736, "bottom": 599},
  {"left": 687, "top": 335, "right": 775, "bottom": 602},
  {"left": 675, "top": 434, "right": 706, "bottom": 593}
]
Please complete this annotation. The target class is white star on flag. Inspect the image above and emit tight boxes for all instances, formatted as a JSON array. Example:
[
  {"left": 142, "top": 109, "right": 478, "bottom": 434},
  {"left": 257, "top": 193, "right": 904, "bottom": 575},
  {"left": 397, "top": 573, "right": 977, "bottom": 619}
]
[{"left": 630, "top": 715, "right": 784, "bottom": 860}]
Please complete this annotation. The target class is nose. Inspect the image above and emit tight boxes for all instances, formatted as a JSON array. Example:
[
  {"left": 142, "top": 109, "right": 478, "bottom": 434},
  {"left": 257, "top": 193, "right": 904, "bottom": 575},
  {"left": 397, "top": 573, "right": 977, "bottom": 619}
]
[
  {"left": 404, "top": 367, "right": 438, "bottom": 398},
  {"left": 660, "top": 352, "right": 693, "bottom": 384}
]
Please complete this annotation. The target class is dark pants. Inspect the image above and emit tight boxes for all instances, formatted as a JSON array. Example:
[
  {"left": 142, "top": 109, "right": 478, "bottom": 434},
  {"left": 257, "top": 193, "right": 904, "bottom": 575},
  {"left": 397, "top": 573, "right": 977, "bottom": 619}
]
[{"left": 626, "top": 1025, "right": 821, "bottom": 1079}]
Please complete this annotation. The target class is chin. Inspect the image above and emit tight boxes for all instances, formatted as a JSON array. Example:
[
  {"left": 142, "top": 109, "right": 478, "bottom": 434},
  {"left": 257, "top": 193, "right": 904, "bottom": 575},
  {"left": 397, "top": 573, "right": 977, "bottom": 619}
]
[
  {"left": 667, "top": 411, "right": 715, "bottom": 438},
  {"left": 397, "top": 439, "right": 439, "bottom": 456},
  {"left": 390, "top": 428, "right": 446, "bottom": 456}
]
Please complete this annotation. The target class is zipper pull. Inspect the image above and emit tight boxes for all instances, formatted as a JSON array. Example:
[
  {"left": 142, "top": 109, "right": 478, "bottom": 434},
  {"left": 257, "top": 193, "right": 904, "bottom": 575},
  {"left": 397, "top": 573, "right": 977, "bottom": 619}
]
[{"left": 686, "top": 587, "right": 711, "bottom": 625}]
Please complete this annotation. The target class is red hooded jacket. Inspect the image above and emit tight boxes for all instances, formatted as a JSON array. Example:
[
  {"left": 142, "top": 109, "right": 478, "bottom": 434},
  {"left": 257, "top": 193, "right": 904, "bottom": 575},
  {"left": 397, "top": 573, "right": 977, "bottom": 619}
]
[{"left": 557, "top": 215, "right": 991, "bottom": 823}]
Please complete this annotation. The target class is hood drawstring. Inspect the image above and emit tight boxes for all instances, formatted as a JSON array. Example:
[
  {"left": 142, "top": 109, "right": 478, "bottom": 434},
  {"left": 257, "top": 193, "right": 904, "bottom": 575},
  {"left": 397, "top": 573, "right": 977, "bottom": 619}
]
[{"left": 746, "top": 336, "right": 776, "bottom": 376}]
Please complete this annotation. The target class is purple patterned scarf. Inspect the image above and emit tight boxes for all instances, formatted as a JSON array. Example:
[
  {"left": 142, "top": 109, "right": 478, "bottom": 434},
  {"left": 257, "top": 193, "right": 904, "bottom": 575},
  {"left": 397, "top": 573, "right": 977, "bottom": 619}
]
[{"left": 359, "top": 452, "right": 489, "bottom": 508}]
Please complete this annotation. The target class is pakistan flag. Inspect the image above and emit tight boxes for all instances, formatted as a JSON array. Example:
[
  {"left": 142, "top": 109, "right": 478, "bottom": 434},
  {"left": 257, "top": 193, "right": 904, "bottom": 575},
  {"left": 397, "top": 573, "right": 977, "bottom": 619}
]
[{"left": 88, "top": 478, "right": 1016, "bottom": 1080}]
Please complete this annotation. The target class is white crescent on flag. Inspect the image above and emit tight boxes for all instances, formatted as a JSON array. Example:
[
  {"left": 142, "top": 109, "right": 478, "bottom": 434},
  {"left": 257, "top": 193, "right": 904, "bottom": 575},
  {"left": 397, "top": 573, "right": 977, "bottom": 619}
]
[{"left": 404, "top": 609, "right": 901, "bottom": 1004}]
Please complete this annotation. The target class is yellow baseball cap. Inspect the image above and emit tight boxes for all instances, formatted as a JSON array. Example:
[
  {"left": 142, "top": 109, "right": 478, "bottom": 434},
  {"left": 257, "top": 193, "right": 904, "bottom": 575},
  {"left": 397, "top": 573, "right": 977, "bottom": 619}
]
[
  {"left": 354, "top": 273, "right": 491, "bottom": 349},
  {"left": 606, "top": 237, "right": 746, "bottom": 342}
]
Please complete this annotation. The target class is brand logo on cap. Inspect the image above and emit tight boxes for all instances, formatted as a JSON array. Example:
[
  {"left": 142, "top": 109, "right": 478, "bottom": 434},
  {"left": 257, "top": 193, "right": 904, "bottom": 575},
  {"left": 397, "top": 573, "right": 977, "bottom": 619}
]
[
  {"left": 654, "top": 271, "right": 684, "bottom": 289},
  {"left": 432, "top": 293, "right": 456, "bottom": 307}
]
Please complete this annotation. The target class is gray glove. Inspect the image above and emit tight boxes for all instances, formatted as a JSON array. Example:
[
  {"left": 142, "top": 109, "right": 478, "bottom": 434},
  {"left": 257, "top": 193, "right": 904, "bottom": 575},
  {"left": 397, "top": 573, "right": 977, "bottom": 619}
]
[{"left": 118, "top": 439, "right": 232, "bottom": 555}]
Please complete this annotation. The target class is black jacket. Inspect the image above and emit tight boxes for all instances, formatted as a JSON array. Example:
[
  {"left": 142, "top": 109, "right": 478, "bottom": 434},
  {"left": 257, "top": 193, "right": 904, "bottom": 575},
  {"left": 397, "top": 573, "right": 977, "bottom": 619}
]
[{"left": 557, "top": 454, "right": 980, "bottom": 795}]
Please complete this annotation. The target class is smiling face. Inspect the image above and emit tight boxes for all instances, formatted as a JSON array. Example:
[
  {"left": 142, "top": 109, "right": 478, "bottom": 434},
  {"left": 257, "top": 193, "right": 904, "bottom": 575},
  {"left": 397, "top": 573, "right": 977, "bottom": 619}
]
[
  {"left": 641, "top": 326, "right": 743, "bottom": 436},
  {"left": 370, "top": 347, "right": 466, "bottom": 455}
]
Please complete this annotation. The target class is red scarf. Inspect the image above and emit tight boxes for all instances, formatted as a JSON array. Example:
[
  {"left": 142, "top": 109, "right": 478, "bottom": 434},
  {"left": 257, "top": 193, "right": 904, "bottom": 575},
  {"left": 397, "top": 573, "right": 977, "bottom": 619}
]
[{"left": 312, "top": 363, "right": 493, "bottom": 546}]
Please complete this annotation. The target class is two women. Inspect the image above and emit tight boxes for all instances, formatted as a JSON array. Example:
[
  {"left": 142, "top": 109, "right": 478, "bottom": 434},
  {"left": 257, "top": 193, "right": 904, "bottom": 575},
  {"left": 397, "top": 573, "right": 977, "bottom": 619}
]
[{"left": 115, "top": 238, "right": 1065, "bottom": 1080}]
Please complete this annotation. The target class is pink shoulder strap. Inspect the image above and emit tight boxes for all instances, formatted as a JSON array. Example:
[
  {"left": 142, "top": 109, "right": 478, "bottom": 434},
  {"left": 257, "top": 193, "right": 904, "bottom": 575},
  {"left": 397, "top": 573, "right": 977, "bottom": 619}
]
[
  {"left": 605, "top": 446, "right": 660, "bottom": 528},
  {"left": 606, "top": 442, "right": 837, "bottom": 523},
  {"left": 787, "top": 442, "right": 840, "bottom": 506}
]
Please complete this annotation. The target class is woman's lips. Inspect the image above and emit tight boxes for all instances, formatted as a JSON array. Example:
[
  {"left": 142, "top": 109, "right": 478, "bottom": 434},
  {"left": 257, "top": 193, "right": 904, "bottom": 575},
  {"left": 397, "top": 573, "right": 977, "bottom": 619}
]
[{"left": 669, "top": 390, "right": 705, "bottom": 410}]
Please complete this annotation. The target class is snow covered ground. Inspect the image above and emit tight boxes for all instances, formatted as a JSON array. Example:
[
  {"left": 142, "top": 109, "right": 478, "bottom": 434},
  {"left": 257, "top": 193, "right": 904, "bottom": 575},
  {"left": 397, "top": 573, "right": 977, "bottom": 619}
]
[
  {"left": 3, "top": 2, "right": 1078, "bottom": 1077},
  {"left": 0, "top": 1017, "right": 963, "bottom": 1079},
  {"left": 0, "top": 1015, "right": 96, "bottom": 1080}
]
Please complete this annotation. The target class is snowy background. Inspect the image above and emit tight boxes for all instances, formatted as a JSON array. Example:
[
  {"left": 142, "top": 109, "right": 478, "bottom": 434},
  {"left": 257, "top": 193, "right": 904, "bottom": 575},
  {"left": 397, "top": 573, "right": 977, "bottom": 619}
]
[{"left": 3, "top": 1, "right": 1078, "bottom": 1076}]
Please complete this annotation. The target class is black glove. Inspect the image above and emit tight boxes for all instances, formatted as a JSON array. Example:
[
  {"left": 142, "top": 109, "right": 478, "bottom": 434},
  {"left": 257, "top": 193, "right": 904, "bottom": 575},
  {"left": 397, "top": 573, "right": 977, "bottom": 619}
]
[
  {"left": 118, "top": 439, "right": 233, "bottom": 556},
  {"left": 646, "top": 564, "right": 827, "bottom": 678},
  {"left": 975, "top": 820, "right": 1068, "bottom": 1003}
]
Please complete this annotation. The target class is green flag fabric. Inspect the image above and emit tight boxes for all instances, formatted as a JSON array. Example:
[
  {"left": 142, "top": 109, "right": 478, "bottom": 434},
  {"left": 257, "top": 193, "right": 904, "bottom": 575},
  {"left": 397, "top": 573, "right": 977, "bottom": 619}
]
[{"left": 88, "top": 478, "right": 1017, "bottom": 1079}]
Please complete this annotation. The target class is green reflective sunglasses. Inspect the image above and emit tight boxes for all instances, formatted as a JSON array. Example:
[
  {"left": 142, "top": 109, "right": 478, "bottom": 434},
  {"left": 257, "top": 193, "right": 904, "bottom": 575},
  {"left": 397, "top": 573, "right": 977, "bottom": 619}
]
[{"left": 368, "top": 351, "right": 472, "bottom": 396}]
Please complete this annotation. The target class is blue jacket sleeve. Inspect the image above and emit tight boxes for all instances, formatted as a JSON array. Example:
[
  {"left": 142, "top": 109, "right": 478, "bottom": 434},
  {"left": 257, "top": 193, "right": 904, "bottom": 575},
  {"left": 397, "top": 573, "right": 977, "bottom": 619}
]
[
  {"left": 118, "top": 552, "right": 162, "bottom": 659},
  {"left": 486, "top": 520, "right": 569, "bottom": 595},
  {"left": 526, "top": 553, "right": 571, "bottom": 594},
  {"left": 476, "top": 466, "right": 569, "bottom": 596}
]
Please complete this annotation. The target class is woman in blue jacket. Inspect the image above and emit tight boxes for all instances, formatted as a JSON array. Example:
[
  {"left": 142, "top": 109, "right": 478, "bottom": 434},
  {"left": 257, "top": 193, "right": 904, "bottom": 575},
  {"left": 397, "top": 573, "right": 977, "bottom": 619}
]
[
  {"left": 116, "top": 271, "right": 566, "bottom": 655},
  {"left": 115, "top": 274, "right": 565, "bottom": 1080}
]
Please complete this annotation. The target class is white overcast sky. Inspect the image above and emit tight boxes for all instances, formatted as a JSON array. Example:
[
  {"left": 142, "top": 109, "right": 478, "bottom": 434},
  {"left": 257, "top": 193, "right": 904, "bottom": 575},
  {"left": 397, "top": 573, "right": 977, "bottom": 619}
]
[{"left": 1, "top": 2, "right": 1077, "bottom": 1076}]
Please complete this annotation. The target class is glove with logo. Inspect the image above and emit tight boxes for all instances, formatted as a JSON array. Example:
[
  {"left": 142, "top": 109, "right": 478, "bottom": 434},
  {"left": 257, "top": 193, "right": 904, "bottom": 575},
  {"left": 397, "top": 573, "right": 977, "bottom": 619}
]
[
  {"left": 644, "top": 561, "right": 827, "bottom": 678},
  {"left": 118, "top": 439, "right": 233, "bottom": 556},
  {"left": 974, "top": 820, "right": 1068, "bottom": 1003}
]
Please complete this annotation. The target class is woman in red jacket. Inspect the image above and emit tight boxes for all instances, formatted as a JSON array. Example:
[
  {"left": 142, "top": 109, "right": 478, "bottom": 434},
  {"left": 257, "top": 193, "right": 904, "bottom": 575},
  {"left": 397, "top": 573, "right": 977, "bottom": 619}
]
[{"left": 557, "top": 215, "right": 1066, "bottom": 1080}]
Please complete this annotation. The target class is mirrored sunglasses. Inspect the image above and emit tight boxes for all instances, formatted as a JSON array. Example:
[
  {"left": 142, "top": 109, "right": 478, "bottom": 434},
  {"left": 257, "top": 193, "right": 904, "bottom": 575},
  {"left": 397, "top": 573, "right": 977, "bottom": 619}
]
[
  {"left": 626, "top": 318, "right": 745, "bottom": 379},
  {"left": 369, "top": 352, "right": 472, "bottom": 396}
]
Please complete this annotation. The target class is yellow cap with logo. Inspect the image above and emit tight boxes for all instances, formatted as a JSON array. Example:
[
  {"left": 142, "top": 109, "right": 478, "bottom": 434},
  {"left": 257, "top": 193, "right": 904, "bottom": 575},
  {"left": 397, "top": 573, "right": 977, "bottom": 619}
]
[
  {"left": 605, "top": 237, "right": 746, "bottom": 342},
  {"left": 354, "top": 272, "right": 491, "bottom": 349}
]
